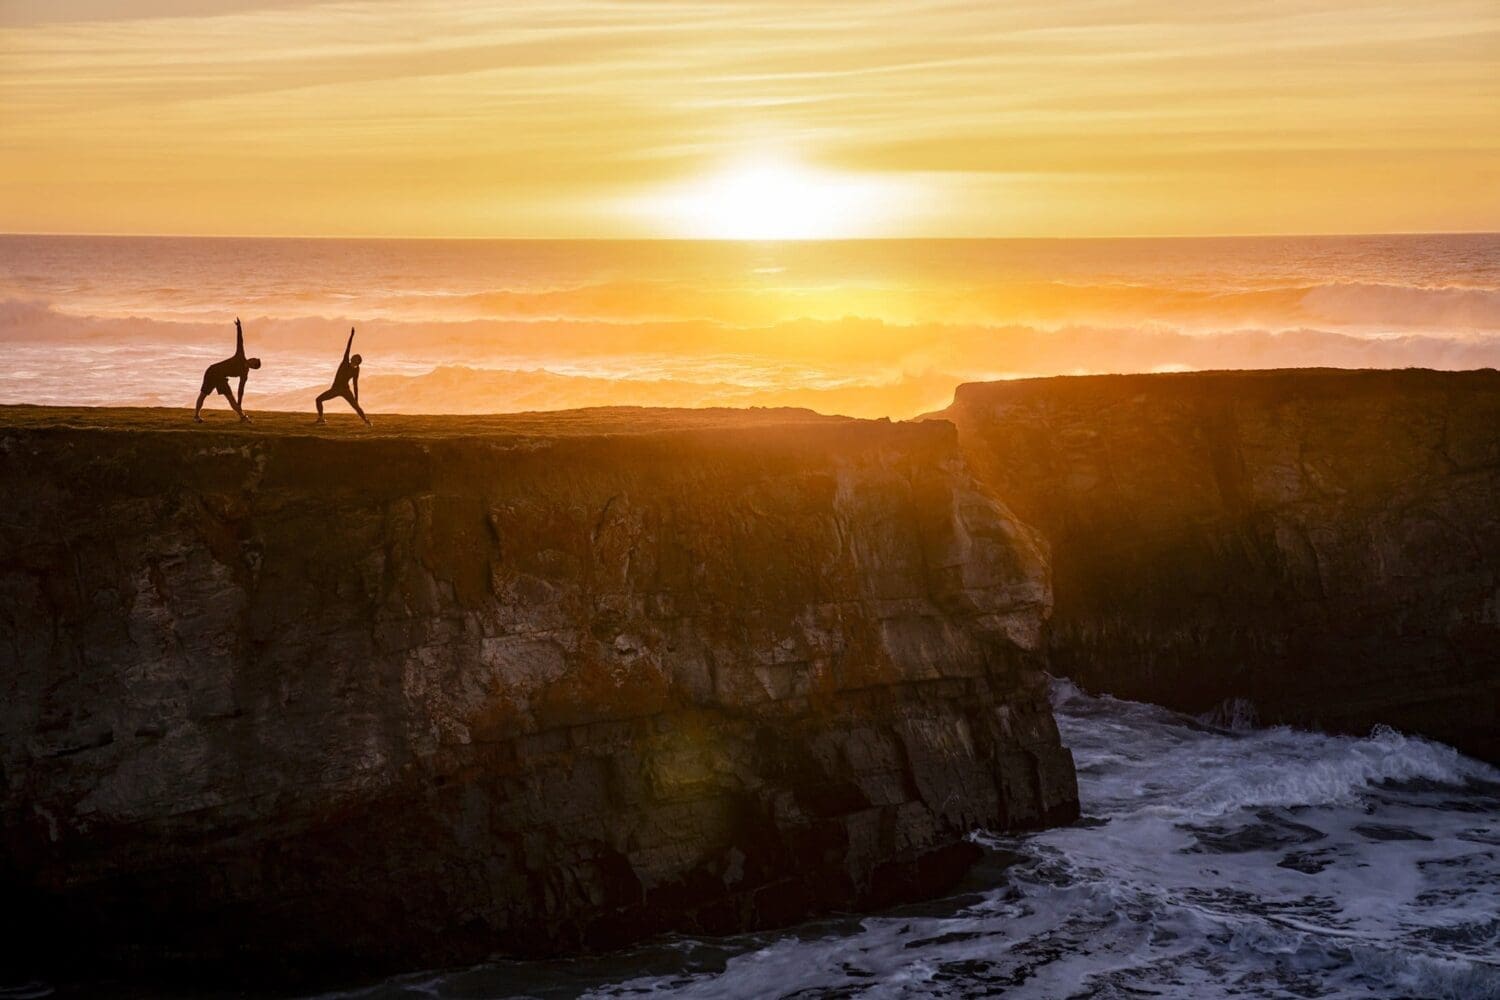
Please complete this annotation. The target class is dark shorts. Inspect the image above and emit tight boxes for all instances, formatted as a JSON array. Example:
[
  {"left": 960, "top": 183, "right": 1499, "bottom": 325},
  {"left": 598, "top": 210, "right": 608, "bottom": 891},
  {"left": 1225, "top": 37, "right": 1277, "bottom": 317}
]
[{"left": 201, "top": 374, "right": 232, "bottom": 397}]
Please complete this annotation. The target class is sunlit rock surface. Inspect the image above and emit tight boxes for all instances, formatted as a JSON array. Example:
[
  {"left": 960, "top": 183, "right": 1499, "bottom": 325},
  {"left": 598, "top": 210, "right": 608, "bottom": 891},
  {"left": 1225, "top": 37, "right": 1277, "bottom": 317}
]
[
  {"left": 936, "top": 369, "right": 1500, "bottom": 762},
  {"left": 0, "top": 406, "right": 1076, "bottom": 979}
]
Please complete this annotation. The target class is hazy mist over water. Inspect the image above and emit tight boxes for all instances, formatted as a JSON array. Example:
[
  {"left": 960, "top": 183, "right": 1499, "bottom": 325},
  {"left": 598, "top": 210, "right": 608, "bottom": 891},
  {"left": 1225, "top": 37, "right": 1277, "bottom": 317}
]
[{"left": 3, "top": 233, "right": 1499, "bottom": 417}]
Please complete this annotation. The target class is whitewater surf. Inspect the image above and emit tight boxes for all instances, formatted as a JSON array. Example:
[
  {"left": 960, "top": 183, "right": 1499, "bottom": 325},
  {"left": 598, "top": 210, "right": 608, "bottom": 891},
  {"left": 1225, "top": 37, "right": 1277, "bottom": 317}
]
[{"left": 328, "top": 680, "right": 1500, "bottom": 999}]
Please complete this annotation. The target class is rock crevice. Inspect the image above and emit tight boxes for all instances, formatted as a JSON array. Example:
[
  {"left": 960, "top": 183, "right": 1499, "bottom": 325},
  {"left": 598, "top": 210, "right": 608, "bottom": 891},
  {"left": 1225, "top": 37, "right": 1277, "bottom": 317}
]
[
  {"left": 0, "top": 409, "right": 1077, "bottom": 977},
  {"left": 936, "top": 368, "right": 1500, "bottom": 762}
]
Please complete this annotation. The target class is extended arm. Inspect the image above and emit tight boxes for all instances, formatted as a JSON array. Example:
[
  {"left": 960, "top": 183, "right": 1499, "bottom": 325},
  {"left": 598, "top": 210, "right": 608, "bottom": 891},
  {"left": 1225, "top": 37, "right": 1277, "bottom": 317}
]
[
  {"left": 344, "top": 327, "right": 355, "bottom": 363},
  {"left": 237, "top": 374, "right": 247, "bottom": 406},
  {"left": 353, "top": 367, "right": 359, "bottom": 403},
  {"left": 235, "top": 317, "right": 245, "bottom": 359}
]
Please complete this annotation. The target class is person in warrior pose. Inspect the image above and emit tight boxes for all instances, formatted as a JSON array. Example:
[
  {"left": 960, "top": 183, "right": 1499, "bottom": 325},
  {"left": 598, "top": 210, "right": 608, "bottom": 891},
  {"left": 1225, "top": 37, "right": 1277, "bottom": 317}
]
[
  {"left": 315, "top": 327, "right": 371, "bottom": 426},
  {"left": 194, "top": 317, "right": 260, "bottom": 422}
]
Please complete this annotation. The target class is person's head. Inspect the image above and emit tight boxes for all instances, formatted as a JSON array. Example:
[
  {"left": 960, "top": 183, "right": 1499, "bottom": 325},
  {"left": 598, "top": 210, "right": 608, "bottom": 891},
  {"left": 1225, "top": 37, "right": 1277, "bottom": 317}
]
[
  {"left": 350, "top": 354, "right": 362, "bottom": 367},
  {"left": 248, "top": 357, "right": 262, "bottom": 369}
]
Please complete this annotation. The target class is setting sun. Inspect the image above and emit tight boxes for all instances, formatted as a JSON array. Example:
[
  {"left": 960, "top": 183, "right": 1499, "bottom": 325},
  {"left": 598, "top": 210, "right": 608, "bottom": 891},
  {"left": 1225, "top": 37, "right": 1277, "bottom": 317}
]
[
  {"left": 2, "top": 1, "right": 1494, "bottom": 237},
  {"left": 2, "top": 0, "right": 1500, "bottom": 995},
  {"left": 632, "top": 158, "right": 918, "bottom": 240}
]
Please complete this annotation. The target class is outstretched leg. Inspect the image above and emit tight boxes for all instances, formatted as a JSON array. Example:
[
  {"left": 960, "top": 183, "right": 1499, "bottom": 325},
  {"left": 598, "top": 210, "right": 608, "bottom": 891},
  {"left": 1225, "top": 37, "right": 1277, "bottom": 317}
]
[
  {"left": 314, "top": 388, "right": 338, "bottom": 424},
  {"left": 341, "top": 388, "right": 372, "bottom": 426},
  {"left": 193, "top": 390, "right": 209, "bottom": 422},
  {"left": 218, "top": 384, "right": 251, "bottom": 423}
]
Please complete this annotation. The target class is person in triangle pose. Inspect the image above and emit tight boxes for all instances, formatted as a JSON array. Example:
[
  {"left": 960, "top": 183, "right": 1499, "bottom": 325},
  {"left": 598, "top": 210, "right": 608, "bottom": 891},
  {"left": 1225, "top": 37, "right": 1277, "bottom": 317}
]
[
  {"left": 194, "top": 317, "right": 260, "bottom": 422},
  {"left": 315, "top": 327, "right": 371, "bottom": 426}
]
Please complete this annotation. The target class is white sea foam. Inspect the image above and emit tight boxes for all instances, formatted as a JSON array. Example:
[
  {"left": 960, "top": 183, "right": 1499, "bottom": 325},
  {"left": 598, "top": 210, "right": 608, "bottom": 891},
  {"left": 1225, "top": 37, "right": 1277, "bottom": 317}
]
[
  {"left": 4, "top": 234, "right": 1500, "bottom": 418},
  {"left": 311, "top": 680, "right": 1500, "bottom": 999}
]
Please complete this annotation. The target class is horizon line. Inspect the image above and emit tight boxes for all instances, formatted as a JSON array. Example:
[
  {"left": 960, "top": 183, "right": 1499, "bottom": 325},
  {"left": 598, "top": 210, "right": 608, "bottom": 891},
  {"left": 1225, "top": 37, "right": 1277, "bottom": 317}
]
[{"left": 3, "top": 229, "right": 1498, "bottom": 243}]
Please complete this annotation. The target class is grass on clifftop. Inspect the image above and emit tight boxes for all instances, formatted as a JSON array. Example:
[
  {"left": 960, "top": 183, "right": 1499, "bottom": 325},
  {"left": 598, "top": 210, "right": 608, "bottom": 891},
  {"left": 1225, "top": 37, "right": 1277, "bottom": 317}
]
[{"left": 0, "top": 404, "right": 864, "bottom": 440}]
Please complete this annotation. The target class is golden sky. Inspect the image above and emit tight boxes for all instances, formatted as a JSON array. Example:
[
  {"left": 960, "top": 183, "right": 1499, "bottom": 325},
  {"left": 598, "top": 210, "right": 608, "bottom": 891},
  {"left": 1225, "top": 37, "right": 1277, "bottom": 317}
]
[{"left": 1, "top": 0, "right": 1497, "bottom": 238}]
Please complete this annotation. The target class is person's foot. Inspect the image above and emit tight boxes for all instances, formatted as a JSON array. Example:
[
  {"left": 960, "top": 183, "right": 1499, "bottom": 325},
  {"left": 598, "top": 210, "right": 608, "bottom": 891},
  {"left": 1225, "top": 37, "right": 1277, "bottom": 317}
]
[
  {"left": 240, "top": 414, "right": 253, "bottom": 423},
  {"left": 193, "top": 415, "right": 204, "bottom": 424},
  {"left": 314, "top": 416, "right": 326, "bottom": 425},
  {"left": 362, "top": 416, "right": 373, "bottom": 427}
]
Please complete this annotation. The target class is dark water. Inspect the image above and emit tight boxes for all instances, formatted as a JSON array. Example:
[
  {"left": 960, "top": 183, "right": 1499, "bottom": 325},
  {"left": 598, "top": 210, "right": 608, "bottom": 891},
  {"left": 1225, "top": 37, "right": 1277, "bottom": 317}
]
[{"left": 313, "top": 681, "right": 1500, "bottom": 999}]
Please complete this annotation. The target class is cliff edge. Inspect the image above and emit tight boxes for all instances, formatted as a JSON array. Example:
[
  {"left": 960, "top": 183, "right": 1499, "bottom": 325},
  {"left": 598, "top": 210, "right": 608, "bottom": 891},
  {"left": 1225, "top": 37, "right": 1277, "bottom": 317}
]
[
  {"left": 0, "top": 406, "right": 1078, "bottom": 980},
  {"left": 936, "top": 369, "right": 1500, "bottom": 761}
]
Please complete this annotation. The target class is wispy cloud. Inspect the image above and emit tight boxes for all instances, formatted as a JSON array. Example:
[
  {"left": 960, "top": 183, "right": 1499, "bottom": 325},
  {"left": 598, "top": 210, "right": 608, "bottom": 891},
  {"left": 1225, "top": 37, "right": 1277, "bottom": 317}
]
[{"left": 1, "top": 0, "right": 1496, "bottom": 235}]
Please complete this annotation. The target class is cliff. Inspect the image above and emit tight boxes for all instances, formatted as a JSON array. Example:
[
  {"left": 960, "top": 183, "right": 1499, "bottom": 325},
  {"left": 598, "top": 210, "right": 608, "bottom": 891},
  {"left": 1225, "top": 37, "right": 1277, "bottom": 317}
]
[
  {"left": 936, "top": 369, "right": 1500, "bottom": 761},
  {"left": 0, "top": 406, "right": 1077, "bottom": 982}
]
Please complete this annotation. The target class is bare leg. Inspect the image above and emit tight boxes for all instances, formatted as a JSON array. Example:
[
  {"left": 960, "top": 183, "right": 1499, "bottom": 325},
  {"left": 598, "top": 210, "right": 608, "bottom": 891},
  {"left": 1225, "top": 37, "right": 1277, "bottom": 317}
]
[
  {"left": 343, "top": 389, "right": 372, "bottom": 426},
  {"left": 219, "top": 386, "right": 251, "bottom": 423},
  {"left": 314, "top": 388, "right": 337, "bottom": 424},
  {"left": 194, "top": 391, "right": 209, "bottom": 422}
]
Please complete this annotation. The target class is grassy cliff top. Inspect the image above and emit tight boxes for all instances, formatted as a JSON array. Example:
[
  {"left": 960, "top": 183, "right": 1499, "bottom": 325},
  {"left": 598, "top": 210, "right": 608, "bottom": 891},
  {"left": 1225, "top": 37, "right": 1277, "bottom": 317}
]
[
  {"left": 945, "top": 367, "right": 1500, "bottom": 410},
  {"left": 0, "top": 404, "right": 862, "bottom": 440},
  {"left": 12, "top": 369, "right": 1498, "bottom": 440}
]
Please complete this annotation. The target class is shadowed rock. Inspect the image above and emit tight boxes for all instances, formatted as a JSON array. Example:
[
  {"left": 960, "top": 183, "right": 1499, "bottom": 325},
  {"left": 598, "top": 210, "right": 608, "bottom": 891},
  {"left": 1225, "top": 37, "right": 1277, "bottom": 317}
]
[
  {"left": 934, "top": 368, "right": 1500, "bottom": 762},
  {"left": 0, "top": 406, "right": 1077, "bottom": 983}
]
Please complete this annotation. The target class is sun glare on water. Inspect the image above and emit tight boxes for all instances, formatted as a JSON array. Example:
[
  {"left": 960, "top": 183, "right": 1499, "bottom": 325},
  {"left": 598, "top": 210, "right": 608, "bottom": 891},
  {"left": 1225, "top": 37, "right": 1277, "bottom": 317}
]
[{"left": 635, "top": 157, "right": 915, "bottom": 240}]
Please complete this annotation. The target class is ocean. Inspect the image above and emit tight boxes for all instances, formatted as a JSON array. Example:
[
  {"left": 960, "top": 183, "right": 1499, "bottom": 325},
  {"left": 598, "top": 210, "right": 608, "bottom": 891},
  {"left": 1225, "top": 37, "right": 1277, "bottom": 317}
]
[
  {"left": 320, "top": 682, "right": 1500, "bottom": 1000},
  {"left": 5, "top": 233, "right": 1500, "bottom": 998},
  {"left": 2, "top": 233, "right": 1499, "bottom": 419}
]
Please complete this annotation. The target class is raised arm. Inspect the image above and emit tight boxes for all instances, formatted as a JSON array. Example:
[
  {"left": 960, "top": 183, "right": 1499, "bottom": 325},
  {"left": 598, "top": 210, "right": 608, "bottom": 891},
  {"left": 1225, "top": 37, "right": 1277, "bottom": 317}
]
[
  {"left": 344, "top": 327, "right": 355, "bottom": 362},
  {"left": 235, "top": 317, "right": 244, "bottom": 358}
]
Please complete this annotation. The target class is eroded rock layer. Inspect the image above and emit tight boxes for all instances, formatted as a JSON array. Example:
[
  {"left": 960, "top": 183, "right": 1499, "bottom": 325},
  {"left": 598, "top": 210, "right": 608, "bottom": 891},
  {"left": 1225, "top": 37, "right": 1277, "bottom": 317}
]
[
  {"left": 0, "top": 407, "right": 1077, "bottom": 978},
  {"left": 938, "top": 369, "right": 1500, "bottom": 761}
]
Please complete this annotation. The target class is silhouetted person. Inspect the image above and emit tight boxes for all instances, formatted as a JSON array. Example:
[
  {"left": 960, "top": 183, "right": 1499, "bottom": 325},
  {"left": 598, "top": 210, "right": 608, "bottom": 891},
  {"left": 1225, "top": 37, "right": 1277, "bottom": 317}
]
[
  {"left": 315, "top": 327, "right": 371, "bottom": 426},
  {"left": 195, "top": 317, "right": 260, "bottom": 423}
]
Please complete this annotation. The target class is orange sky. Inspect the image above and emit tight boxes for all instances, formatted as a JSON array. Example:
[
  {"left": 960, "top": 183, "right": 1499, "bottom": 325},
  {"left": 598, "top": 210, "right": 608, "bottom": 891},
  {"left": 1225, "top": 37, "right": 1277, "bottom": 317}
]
[{"left": 1, "top": 0, "right": 1497, "bottom": 238}]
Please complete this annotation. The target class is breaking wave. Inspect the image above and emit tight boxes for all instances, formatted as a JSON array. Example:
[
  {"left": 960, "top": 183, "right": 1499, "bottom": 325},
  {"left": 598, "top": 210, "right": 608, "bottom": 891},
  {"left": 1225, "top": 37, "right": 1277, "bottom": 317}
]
[
  {"left": 317, "top": 681, "right": 1500, "bottom": 999},
  {"left": 10, "top": 276, "right": 1500, "bottom": 331},
  {"left": 4, "top": 232, "right": 1499, "bottom": 417},
  {"left": 6, "top": 297, "right": 1500, "bottom": 418}
]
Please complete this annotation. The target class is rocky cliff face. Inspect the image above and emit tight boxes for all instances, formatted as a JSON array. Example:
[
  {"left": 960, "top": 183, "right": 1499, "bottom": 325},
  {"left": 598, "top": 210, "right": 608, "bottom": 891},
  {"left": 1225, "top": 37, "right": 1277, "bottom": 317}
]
[
  {"left": 0, "top": 407, "right": 1077, "bottom": 981},
  {"left": 937, "top": 369, "right": 1500, "bottom": 761}
]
